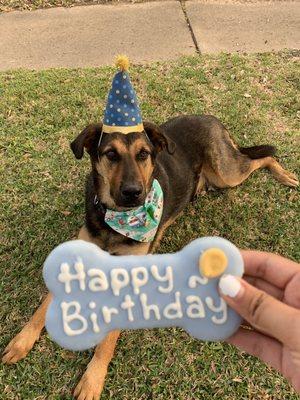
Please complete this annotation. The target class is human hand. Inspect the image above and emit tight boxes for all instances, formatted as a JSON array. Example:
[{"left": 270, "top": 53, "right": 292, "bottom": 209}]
[{"left": 219, "top": 250, "right": 300, "bottom": 392}]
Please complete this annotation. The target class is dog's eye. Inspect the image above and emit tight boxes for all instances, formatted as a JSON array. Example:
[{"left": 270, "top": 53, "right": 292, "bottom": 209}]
[
  {"left": 136, "top": 149, "right": 149, "bottom": 161},
  {"left": 105, "top": 150, "right": 120, "bottom": 162}
]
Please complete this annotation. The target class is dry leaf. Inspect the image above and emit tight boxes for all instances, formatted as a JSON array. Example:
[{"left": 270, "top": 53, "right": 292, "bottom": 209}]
[
  {"left": 233, "top": 377, "right": 243, "bottom": 383},
  {"left": 61, "top": 210, "right": 71, "bottom": 216}
]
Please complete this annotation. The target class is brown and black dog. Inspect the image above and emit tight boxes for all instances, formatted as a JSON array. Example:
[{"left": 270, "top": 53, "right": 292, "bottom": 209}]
[{"left": 3, "top": 115, "right": 298, "bottom": 399}]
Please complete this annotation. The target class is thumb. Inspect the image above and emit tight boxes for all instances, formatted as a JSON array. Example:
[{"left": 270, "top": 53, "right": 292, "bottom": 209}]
[{"left": 219, "top": 275, "right": 300, "bottom": 346}]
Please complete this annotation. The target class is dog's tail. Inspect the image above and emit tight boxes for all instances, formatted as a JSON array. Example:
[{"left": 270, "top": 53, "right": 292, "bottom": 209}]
[
  {"left": 240, "top": 144, "right": 298, "bottom": 187},
  {"left": 239, "top": 145, "right": 276, "bottom": 159}
]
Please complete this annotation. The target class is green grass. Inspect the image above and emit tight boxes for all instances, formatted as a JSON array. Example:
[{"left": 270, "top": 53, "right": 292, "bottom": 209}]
[
  {"left": 0, "top": 0, "right": 153, "bottom": 12},
  {"left": 0, "top": 53, "right": 299, "bottom": 399}
]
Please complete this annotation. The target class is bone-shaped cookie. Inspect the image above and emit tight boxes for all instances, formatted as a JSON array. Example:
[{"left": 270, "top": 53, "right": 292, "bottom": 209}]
[{"left": 43, "top": 237, "right": 244, "bottom": 351}]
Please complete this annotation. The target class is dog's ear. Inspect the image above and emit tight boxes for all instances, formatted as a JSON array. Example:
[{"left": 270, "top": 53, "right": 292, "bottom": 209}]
[
  {"left": 70, "top": 123, "right": 102, "bottom": 159},
  {"left": 143, "top": 121, "right": 176, "bottom": 155}
]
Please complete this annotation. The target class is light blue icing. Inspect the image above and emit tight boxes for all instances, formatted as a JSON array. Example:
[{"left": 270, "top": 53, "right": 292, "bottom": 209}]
[{"left": 43, "top": 237, "right": 244, "bottom": 351}]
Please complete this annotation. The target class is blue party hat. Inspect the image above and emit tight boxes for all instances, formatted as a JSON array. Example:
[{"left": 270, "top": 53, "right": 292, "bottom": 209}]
[{"left": 102, "top": 56, "right": 144, "bottom": 134}]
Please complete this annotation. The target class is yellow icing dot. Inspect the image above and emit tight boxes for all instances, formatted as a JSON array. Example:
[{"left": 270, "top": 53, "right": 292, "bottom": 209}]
[
  {"left": 199, "top": 248, "right": 228, "bottom": 278},
  {"left": 115, "top": 55, "right": 130, "bottom": 71}
]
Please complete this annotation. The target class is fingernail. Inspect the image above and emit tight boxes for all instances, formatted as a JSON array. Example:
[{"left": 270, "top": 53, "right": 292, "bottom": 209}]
[{"left": 219, "top": 275, "right": 242, "bottom": 298}]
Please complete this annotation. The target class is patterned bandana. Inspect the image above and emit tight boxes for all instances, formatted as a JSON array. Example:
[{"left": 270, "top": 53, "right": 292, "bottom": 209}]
[{"left": 104, "top": 179, "right": 163, "bottom": 243}]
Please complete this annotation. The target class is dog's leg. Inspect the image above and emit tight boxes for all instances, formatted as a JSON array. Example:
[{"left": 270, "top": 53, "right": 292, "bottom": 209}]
[
  {"left": 261, "top": 157, "right": 299, "bottom": 187},
  {"left": 75, "top": 226, "right": 150, "bottom": 399},
  {"left": 200, "top": 124, "right": 298, "bottom": 189},
  {"left": 150, "top": 216, "right": 180, "bottom": 253},
  {"left": 74, "top": 331, "right": 120, "bottom": 400},
  {"left": 204, "top": 156, "right": 298, "bottom": 189},
  {"left": 2, "top": 226, "right": 99, "bottom": 366},
  {"left": 193, "top": 171, "right": 206, "bottom": 197},
  {"left": 227, "top": 157, "right": 298, "bottom": 188},
  {"left": 2, "top": 293, "right": 52, "bottom": 364}
]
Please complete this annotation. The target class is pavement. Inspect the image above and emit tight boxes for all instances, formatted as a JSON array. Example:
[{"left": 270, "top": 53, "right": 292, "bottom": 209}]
[{"left": 0, "top": 0, "right": 299, "bottom": 70}]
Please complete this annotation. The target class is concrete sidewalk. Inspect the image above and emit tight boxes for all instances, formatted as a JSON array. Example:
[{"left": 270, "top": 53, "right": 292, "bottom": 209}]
[
  {"left": 0, "top": 2, "right": 194, "bottom": 70},
  {"left": 0, "top": 0, "right": 299, "bottom": 70},
  {"left": 187, "top": 1, "right": 300, "bottom": 53}
]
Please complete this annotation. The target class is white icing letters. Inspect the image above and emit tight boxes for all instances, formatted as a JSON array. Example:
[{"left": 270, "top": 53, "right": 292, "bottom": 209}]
[
  {"left": 88, "top": 269, "right": 109, "bottom": 292},
  {"left": 55, "top": 252, "right": 231, "bottom": 339},
  {"left": 188, "top": 275, "right": 208, "bottom": 288},
  {"left": 102, "top": 306, "right": 119, "bottom": 324},
  {"left": 110, "top": 268, "right": 130, "bottom": 296},
  {"left": 163, "top": 291, "right": 183, "bottom": 319},
  {"left": 58, "top": 260, "right": 86, "bottom": 294},
  {"left": 89, "top": 301, "right": 96, "bottom": 309},
  {"left": 140, "top": 293, "right": 161, "bottom": 320},
  {"left": 61, "top": 301, "right": 88, "bottom": 336},
  {"left": 186, "top": 295, "right": 205, "bottom": 318},
  {"left": 150, "top": 265, "right": 174, "bottom": 293},
  {"left": 121, "top": 294, "right": 135, "bottom": 322},
  {"left": 131, "top": 267, "right": 148, "bottom": 294},
  {"left": 205, "top": 297, "right": 227, "bottom": 324},
  {"left": 90, "top": 312, "right": 101, "bottom": 333}
]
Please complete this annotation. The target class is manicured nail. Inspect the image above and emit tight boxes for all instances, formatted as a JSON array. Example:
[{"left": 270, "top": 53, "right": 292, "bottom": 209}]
[{"left": 219, "top": 275, "right": 242, "bottom": 298}]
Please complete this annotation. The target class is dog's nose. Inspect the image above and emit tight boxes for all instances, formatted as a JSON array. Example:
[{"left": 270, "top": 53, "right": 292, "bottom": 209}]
[{"left": 121, "top": 184, "right": 142, "bottom": 200}]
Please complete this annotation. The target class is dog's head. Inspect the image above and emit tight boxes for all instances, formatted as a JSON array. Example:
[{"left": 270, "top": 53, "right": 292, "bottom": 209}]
[{"left": 70, "top": 122, "right": 175, "bottom": 210}]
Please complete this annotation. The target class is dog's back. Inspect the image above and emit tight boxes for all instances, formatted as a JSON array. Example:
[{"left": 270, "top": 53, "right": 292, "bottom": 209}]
[{"left": 160, "top": 114, "right": 297, "bottom": 190}]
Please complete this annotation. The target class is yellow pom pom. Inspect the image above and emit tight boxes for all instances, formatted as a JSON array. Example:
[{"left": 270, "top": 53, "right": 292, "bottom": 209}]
[
  {"left": 115, "top": 55, "right": 130, "bottom": 71},
  {"left": 199, "top": 248, "right": 228, "bottom": 278}
]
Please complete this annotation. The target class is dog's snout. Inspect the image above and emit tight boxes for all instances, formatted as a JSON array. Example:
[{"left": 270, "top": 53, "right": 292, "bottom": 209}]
[{"left": 121, "top": 183, "right": 143, "bottom": 200}]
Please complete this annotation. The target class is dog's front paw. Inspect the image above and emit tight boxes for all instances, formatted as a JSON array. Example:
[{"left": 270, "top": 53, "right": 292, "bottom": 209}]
[
  {"left": 74, "top": 368, "right": 105, "bottom": 400},
  {"left": 2, "top": 327, "right": 39, "bottom": 364}
]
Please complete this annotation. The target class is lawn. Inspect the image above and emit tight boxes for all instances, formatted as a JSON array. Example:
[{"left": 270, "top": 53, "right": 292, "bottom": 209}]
[
  {"left": 0, "top": 0, "right": 150, "bottom": 12},
  {"left": 0, "top": 53, "right": 299, "bottom": 399}
]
